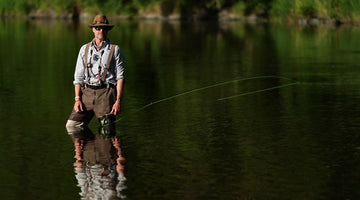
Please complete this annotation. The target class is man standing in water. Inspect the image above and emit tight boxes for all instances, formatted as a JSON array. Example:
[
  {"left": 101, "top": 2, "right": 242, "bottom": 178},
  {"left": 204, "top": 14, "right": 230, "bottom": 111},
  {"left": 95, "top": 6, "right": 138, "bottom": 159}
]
[{"left": 66, "top": 15, "right": 124, "bottom": 133}]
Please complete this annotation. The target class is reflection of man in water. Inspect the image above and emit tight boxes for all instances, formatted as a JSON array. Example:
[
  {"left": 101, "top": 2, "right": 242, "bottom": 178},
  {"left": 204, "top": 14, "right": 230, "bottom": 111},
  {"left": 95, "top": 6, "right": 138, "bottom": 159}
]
[{"left": 71, "top": 126, "right": 126, "bottom": 199}]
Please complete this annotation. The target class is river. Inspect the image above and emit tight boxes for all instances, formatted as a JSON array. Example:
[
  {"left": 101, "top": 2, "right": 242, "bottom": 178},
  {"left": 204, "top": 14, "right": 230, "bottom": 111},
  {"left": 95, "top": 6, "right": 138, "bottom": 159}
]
[{"left": 0, "top": 19, "right": 360, "bottom": 200}]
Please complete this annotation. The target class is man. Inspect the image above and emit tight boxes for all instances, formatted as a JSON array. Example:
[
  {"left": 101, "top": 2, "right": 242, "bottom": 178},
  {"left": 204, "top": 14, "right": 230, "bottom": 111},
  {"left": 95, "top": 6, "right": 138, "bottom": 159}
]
[{"left": 66, "top": 15, "right": 124, "bottom": 133}]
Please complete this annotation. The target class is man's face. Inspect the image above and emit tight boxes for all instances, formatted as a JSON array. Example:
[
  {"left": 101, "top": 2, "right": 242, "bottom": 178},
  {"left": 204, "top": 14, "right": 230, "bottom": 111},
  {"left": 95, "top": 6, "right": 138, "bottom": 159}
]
[{"left": 92, "top": 27, "right": 109, "bottom": 41}]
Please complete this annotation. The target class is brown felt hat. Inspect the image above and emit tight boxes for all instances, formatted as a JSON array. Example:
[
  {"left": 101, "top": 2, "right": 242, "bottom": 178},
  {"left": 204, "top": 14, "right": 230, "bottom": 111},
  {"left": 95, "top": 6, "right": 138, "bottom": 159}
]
[{"left": 88, "top": 15, "right": 114, "bottom": 30}]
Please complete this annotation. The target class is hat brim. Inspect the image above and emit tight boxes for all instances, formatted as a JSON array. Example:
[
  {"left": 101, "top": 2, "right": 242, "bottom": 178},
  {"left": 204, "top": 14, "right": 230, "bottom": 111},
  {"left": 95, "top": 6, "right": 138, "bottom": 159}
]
[{"left": 88, "top": 24, "right": 114, "bottom": 30}]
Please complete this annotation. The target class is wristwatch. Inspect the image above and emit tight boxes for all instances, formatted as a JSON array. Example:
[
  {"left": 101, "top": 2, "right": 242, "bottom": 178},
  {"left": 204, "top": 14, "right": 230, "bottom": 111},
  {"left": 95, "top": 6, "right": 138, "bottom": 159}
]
[{"left": 116, "top": 98, "right": 121, "bottom": 102}]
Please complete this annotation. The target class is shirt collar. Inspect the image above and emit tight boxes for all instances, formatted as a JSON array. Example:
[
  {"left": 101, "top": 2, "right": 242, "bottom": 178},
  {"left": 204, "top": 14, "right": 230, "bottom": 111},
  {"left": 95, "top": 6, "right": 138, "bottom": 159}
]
[{"left": 91, "top": 39, "right": 110, "bottom": 50}]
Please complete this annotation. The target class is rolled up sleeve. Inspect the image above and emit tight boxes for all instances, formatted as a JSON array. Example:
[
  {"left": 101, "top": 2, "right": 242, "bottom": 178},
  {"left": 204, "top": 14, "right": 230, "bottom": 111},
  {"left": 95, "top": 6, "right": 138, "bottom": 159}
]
[
  {"left": 73, "top": 45, "right": 86, "bottom": 85},
  {"left": 114, "top": 45, "right": 125, "bottom": 80}
]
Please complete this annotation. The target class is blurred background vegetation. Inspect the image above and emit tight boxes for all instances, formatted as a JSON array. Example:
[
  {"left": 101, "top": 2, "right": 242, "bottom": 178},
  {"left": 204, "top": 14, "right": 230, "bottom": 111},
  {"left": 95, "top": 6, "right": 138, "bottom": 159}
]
[{"left": 1, "top": 0, "right": 360, "bottom": 23}]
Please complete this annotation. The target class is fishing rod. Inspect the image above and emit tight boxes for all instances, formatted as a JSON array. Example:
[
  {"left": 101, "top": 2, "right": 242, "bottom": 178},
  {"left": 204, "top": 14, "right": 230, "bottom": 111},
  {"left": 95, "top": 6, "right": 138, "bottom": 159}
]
[{"left": 103, "top": 75, "right": 300, "bottom": 126}]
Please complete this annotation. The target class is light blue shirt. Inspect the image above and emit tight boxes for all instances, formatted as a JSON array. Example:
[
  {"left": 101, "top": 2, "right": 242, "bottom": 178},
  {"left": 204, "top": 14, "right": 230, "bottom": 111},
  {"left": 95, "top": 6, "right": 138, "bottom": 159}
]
[{"left": 73, "top": 39, "right": 125, "bottom": 85}]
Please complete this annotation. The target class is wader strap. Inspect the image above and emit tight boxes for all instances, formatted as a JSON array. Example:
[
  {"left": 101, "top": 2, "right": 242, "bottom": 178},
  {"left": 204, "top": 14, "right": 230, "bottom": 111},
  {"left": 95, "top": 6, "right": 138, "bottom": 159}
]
[
  {"left": 101, "top": 44, "right": 116, "bottom": 82},
  {"left": 84, "top": 42, "right": 91, "bottom": 82}
]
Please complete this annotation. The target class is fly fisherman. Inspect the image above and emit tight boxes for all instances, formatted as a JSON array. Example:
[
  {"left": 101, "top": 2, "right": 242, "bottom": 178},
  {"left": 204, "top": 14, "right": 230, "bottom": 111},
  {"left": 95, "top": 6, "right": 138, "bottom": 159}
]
[{"left": 66, "top": 15, "right": 124, "bottom": 133}]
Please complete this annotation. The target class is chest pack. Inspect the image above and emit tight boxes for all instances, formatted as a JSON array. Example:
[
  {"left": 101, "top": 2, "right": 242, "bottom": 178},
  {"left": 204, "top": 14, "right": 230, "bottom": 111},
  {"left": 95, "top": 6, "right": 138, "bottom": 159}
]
[{"left": 84, "top": 42, "right": 116, "bottom": 83}]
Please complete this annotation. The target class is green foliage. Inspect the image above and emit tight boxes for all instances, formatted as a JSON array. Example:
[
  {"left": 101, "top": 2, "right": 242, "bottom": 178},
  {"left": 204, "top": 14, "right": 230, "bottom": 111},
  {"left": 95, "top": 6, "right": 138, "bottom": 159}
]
[
  {"left": 231, "top": 1, "right": 246, "bottom": 15},
  {"left": 205, "top": 0, "right": 225, "bottom": 9},
  {"left": 14, "top": 1, "right": 29, "bottom": 14},
  {"left": 102, "top": 0, "right": 134, "bottom": 14},
  {"left": 330, "top": 0, "right": 360, "bottom": 19},
  {"left": 270, "top": 0, "right": 293, "bottom": 17},
  {"left": 242, "top": 0, "right": 270, "bottom": 15},
  {"left": 298, "top": 0, "right": 316, "bottom": 17},
  {"left": 0, "top": 1, "right": 14, "bottom": 14},
  {"left": 1, "top": 0, "right": 360, "bottom": 22},
  {"left": 269, "top": 0, "right": 360, "bottom": 20}
]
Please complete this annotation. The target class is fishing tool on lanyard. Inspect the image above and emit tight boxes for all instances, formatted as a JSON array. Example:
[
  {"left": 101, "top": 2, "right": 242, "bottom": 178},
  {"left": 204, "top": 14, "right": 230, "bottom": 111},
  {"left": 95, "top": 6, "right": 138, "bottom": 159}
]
[{"left": 97, "top": 50, "right": 105, "bottom": 84}]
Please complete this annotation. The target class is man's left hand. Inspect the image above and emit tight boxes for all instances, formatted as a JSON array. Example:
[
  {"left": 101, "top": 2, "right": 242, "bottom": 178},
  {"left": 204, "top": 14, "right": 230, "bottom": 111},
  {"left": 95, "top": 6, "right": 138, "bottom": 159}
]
[{"left": 110, "top": 101, "right": 121, "bottom": 115}]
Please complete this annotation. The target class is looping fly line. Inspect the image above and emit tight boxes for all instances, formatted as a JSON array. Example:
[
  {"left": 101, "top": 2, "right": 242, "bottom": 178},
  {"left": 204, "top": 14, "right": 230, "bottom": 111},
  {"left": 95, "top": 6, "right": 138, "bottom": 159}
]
[{"left": 111, "top": 75, "right": 300, "bottom": 125}]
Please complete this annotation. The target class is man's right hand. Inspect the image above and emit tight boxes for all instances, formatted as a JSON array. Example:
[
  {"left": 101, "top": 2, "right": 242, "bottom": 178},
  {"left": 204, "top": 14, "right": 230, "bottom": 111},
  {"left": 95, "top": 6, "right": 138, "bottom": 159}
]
[{"left": 74, "top": 101, "right": 83, "bottom": 112}]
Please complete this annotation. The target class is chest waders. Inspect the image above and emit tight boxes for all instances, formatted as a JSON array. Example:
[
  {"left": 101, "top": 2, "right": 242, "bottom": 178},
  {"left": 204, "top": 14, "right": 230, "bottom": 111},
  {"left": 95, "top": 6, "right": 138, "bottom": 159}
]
[{"left": 84, "top": 43, "right": 116, "bottom": 129}]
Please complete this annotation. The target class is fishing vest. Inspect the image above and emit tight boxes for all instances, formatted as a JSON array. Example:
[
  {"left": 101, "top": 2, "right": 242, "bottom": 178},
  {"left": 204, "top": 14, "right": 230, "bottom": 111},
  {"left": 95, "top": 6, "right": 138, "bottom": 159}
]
[{"left": 84, "top": 42, "right": 116, "bottom": 83}]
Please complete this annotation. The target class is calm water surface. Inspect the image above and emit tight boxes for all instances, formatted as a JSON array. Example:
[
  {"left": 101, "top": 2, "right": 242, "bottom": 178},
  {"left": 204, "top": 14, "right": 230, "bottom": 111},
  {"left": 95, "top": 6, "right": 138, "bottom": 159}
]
[{"left": 1, "top": 19, "right": 360, "bottom": 200}]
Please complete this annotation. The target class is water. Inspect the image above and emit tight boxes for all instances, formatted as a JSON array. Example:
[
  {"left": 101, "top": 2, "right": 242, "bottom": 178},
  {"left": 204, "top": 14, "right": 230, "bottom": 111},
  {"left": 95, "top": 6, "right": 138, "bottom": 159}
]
[{"left": 1, "top": 19, "right": 360, "bottom": 200}]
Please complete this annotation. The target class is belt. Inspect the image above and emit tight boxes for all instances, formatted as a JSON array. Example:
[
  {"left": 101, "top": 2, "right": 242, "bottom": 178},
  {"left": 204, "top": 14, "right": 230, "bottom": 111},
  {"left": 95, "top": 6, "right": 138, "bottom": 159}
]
[{"left": 85, "top": 83, "right": 115, "bottom": 89}]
